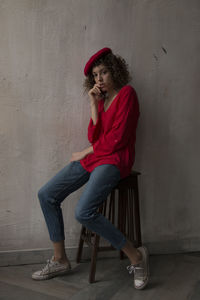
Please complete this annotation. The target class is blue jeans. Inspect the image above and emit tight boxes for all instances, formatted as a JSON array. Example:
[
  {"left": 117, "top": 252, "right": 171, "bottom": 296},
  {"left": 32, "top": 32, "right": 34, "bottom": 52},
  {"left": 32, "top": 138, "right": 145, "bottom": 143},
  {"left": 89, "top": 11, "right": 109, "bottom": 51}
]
[{"left": 38, "top": 161, "right": 127, "bottom": 250}]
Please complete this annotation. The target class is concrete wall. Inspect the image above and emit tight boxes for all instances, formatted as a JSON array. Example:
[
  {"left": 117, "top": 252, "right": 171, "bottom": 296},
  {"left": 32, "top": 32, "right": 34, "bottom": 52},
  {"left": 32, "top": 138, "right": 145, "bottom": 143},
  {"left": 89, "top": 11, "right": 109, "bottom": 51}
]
[{"left": 0, "top": 0, "right": 199, "bottom": 256}]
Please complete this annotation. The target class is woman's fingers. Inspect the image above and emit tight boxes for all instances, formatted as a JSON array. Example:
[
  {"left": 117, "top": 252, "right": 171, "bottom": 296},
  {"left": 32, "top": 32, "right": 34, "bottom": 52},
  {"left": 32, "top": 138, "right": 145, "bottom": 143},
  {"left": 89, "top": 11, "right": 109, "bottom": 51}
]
[
  {"left": 96, "top": 83, "right": 103, "bottom": 92},
  {"left": 93, "top": 85, "right": 101, "bottom": 94},
  {"left": 88, "top": 83, "right": 103, "bottom": 101},
  {"left": 95, "top": 88, "right": 101, "bottom": 95},
  {"left": 70, "top": 151, "right": 86, "bottom": 162}
]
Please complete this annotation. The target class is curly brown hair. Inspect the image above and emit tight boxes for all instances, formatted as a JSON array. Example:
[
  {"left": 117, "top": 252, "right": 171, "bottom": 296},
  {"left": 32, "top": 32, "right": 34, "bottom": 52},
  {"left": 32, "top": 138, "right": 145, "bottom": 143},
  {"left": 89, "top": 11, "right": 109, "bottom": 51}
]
[{"left": 83, "top": 51, "right": 132, "bottom": 96}]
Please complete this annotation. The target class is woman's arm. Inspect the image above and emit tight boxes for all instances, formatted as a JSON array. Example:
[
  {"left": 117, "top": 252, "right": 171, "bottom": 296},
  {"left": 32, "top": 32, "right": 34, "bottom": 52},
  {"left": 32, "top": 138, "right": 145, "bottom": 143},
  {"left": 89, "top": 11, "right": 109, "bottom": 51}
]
[
  {"left": 90, "top": 100, "right": 98, "bottom": 125},
  {"left": 69, "top": 84, "right": 102, "bottom": 162},
  {"left": 87, "top": 83, "right": 103, "bottom": 143},
  {"left": 89, "top": 83, "right": 103, "bottom": 124},
  {"left": 69, "top": 146, "right": 94, "bottom": 162}
]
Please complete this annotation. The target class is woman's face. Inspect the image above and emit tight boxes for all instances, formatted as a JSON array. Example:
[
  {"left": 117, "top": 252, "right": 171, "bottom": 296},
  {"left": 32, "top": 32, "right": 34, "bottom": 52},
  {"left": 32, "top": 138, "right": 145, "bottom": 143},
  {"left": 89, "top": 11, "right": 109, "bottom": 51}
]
[{"left": 92, "top": 64, "right": 115, "bottom": 93}]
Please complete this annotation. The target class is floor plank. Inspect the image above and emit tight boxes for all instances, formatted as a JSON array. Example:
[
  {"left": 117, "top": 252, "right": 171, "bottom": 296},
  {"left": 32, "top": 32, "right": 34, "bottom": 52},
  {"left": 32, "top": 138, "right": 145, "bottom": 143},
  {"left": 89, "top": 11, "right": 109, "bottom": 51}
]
[{"left": 0, "top": 253, "right": 200, "bottom": 300}]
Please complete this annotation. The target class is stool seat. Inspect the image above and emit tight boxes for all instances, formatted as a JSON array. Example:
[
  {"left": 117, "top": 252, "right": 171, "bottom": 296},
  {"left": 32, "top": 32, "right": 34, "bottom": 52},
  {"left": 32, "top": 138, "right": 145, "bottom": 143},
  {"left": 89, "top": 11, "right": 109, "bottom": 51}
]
[{"left": 76, "top": 170, "right": 142, "bottom": 283}]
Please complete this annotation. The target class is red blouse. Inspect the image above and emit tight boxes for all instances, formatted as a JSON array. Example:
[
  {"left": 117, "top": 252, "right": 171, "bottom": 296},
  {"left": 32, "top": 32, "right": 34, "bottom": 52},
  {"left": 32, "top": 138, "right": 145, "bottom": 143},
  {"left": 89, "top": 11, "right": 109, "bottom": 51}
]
[{"left": 79, "top": 85, "right": 140, "bottom": 179}]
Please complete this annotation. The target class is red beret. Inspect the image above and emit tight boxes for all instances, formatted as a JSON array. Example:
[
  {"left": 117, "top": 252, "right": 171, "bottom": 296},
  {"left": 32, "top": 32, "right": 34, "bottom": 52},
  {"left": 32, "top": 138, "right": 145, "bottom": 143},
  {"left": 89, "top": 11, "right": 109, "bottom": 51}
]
[{"left": 84, "top": 47, "right": 112, "bottom": 76}]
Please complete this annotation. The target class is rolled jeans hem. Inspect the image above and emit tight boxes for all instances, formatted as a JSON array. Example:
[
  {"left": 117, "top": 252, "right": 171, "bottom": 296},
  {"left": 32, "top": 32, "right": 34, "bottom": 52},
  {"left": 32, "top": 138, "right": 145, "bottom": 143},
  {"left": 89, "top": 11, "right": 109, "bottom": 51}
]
[
  {"left": 116, "top": 237, "right": 127, "bottom": 250},
  {"left": 50, "top": 236, "right": 65, "bottom": 243}
]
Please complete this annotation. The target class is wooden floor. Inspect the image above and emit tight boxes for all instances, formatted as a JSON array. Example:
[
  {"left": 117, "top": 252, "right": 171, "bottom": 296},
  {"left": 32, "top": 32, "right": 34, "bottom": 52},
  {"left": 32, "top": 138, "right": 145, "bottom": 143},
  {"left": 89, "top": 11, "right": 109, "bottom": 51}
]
[{"left": 0, "top": 252, "right": 200, "bottom": 300}]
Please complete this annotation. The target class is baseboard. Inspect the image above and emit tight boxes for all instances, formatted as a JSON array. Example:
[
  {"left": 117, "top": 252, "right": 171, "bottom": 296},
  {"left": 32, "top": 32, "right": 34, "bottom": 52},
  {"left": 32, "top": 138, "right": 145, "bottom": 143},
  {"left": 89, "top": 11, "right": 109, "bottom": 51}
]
[
  {"left": 0, "top": 246, "right": 119, "bottom": 267},
  {"left": 146, "top": 238, "right": 200, "bottom": 255},
  {"left": 1, "top": 238, "right": 200, "bottom": 267}
]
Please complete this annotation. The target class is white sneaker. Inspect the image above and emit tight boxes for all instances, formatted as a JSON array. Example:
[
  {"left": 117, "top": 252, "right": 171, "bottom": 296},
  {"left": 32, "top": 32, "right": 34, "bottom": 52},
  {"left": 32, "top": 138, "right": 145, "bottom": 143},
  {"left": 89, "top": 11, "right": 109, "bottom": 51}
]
[
  {"left": 127, "top": 246, "right": 150, "bottom": 289},
  {"left": 32, "top": 256, "right": 71, "bottom": 280}
]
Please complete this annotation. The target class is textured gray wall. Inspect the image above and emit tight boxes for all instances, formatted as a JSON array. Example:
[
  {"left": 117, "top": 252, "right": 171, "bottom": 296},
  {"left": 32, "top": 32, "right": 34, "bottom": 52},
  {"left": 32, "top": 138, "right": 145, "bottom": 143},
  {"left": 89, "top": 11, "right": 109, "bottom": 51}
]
[{"left": 0, "top": 0, "right": 199, "bottom": 254}]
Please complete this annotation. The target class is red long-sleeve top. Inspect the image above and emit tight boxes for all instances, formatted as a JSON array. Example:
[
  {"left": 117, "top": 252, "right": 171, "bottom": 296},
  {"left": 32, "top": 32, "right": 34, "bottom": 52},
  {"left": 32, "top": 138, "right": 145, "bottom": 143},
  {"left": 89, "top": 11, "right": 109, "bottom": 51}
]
[{"left": 79, "top": 84, "right": 140, "bottom": 179}]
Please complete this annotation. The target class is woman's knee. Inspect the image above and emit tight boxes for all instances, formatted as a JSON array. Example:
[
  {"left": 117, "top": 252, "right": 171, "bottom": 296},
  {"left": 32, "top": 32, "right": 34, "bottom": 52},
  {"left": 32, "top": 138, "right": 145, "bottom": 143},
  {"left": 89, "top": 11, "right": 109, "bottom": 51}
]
[
  {"left": 75, "top": 206, "right": 95, "bottom": 224},
  {"left": 74, "top": 207, "right": 83, "bottom": 223},
  {"left": 37, "top": 186, "right": 49, "bottom": 205}
]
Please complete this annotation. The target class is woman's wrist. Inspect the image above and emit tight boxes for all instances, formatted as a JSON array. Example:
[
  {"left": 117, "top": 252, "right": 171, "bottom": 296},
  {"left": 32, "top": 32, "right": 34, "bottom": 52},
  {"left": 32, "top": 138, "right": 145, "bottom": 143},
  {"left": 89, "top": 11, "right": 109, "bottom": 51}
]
[
  {"left": 89, "top": 98, "right": 98, "bottom": 106},
  {"left": 83, "top": 146, "right": 94, "bottom": 156},
  {"left": 89, "top": 99, "right": 98, "bottom": 125}
]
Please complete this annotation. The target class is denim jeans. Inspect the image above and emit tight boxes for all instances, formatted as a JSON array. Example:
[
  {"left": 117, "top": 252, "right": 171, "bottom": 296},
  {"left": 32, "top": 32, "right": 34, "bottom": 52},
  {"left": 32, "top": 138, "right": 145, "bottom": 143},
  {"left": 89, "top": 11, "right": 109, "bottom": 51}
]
[
  {"left": 38, "top": 161, "right": 126, "bottom": 250},
  {"left": 38, "top": 161, "right": 127, "bottom": 250}
]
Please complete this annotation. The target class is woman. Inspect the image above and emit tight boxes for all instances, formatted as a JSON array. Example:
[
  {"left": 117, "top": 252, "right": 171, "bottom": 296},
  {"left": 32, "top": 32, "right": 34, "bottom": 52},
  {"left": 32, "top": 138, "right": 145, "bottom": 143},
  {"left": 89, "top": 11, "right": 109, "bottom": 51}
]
[{"left": 32, "top": 47, "right": 149, "bottom": 290}]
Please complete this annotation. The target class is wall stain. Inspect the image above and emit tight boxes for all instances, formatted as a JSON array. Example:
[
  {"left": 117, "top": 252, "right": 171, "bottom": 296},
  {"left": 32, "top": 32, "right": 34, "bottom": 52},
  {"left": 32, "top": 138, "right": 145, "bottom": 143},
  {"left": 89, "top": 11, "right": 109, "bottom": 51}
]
[
  {"left": 153, "top": 54, "right": 158, "bottom": 61},
  {"left": 162, "top": 46, "right": 167, "bottom": 54}
]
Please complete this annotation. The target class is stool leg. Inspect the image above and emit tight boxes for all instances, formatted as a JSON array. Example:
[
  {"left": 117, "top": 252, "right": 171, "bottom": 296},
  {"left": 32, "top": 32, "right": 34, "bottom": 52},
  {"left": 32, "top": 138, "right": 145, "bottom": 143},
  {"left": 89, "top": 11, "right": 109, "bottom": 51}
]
[
  {"left": 111, "top": 191, "right": 115, "bottom": 225},
  {"left": 134, "top": 177, "right": 142, "bottom": 247},
  {"left": 76, "top": 225, "right": 86, "bottom": 263},
  {"left": 89, "top": 233, "right": 100, "bottom": 283},
  {"left": 127, "top": 189, "right": 134, "bottom": 243},
  {"left": 118, "top": 188, "right": 126, "bottom": 260},
  {"left": 129, "top": 189, "right": 135, "bottom": 244}
]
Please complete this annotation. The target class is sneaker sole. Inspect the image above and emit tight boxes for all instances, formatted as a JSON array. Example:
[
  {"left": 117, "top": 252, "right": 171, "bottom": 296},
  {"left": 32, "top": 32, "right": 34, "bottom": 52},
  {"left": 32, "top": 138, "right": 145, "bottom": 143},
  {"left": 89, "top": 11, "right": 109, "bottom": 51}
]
[
  {"left": 32, "top": 268, "right": 71, "bottom": 281},
  {"left": 134, "top": 246, "right": 150, "bottom": 290}
]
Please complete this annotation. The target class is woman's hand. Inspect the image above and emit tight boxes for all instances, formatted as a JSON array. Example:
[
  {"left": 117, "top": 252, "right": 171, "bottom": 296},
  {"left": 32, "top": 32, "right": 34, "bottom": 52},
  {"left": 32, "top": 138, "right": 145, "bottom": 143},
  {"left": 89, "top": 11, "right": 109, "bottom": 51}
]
[
  {"left": 69, "top": 146, "right": 94, "bottom": 162},
  {"left": 88, "top": 83, "right": 103, "bottom": 102},
  {"left": 69, "top": 151, "right": 87, "bottom": 162}
]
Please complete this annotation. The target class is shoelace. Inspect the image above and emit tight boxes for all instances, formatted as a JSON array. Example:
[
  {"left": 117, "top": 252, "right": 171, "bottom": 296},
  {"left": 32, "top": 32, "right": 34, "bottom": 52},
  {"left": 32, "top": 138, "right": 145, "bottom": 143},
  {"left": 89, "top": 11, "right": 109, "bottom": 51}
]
[
  {"left": 127, "top": 264, "right": 142, "bottom": 274},
  {"left": 41, "top": 258, "right": 55, "bottom": 274}
]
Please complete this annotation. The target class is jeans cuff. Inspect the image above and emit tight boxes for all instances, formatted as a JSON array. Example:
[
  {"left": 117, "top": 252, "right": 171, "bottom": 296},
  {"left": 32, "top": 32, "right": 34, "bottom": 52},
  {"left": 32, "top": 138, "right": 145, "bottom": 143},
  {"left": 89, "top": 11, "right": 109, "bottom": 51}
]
[{"left": 117, "top": 237, "right": 127, "bottom": 250}]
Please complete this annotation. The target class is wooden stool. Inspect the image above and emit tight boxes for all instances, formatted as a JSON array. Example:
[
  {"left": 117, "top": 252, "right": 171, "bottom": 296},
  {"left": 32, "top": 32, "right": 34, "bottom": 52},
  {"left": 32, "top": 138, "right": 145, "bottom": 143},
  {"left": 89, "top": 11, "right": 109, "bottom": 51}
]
[{"left": 76, "top": 170, "right": 142, "bottom": 283}]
